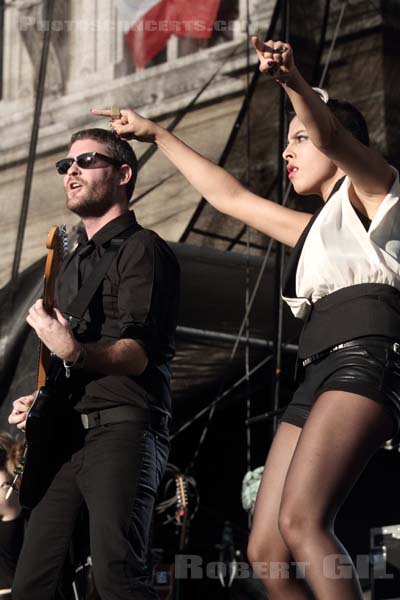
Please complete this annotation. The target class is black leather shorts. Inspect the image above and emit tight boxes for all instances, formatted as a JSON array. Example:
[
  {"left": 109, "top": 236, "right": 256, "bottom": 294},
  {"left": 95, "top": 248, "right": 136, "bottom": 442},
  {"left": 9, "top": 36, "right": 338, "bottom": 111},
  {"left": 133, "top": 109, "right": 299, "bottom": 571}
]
[{"left": 281, "top": 336, "right": 400, "bottom": 436}]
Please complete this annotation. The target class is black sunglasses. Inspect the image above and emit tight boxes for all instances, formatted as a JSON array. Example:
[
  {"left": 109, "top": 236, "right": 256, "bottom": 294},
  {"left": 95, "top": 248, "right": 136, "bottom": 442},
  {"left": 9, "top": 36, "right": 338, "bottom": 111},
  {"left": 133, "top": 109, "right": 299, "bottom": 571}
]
[{"left": 56, "top": 152, "right": 122, "bottom": 175}]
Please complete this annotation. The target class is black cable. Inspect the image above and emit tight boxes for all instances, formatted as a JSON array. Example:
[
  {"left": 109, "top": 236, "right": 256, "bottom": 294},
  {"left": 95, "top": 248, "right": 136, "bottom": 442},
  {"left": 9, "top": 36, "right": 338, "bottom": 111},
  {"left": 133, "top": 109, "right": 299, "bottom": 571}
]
[
  {"left": 174, "top": 0, "right": 346, "bottom": 448},
  {"left": 244, "top": 0, "right": 252, "bottom": 482},
  {"left": 130, "top": 173, "right": 174, "bottom": 205},
  {"left": 133, "top": 39, "right": 248, "bottom": 177},
  {"left": 171, "top": 353, "right": 275, "bottom": 442},
  {"left": 191, "top": 228, "right": 267, "bottom": 250},
  {"left": 180, "top": 0, "right": 286, "bottom": 472},
  {"left": 364, "top": 0, "right": 381, "bottom": 15},
  {"left": 171, "top": 335, "right": 299, "bottom": 441},
  {"left": 312, "top": 0, "right": 331, "bottom": 85},
  {"left": 319, "top": 1, "right": 347, "bottom": 87},
  {"left": 0, "top": 0, "right": 5, "bottom": 100},
  {"left": 226, "top": 176, "right": 278, "bottom": 251},
  {"left": 58, "top": 39, "right": 248, "bottom": 251},
  {"left": 11, "top": 0, "right": 55, "bottom": 289},
  {"left": 179, "top": 0, "right": 286, "bottom": 242},
  {"left": 271, "top": 0, "right": 290, "bottom": 432},
  {"left": 230, "top": 0, "right": 348, "bottom": 423}
]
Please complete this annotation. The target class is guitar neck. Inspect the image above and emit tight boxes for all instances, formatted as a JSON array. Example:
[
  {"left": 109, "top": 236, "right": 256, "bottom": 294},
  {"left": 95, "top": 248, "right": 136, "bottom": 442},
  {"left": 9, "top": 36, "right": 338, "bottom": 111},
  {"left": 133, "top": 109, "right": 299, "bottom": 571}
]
[
  {"left": 36, "top": 225, "right": 67, "bottom": 389},
  {"left": 37, "top": 343, "right": 51, "bottom": 389}
]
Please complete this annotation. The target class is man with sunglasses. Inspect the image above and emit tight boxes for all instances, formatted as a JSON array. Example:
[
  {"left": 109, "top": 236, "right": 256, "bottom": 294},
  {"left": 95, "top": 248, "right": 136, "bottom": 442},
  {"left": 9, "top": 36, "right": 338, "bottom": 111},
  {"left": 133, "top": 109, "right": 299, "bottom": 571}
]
[{"left": 9, "top": 128, "right": 180, "bottom": 600}]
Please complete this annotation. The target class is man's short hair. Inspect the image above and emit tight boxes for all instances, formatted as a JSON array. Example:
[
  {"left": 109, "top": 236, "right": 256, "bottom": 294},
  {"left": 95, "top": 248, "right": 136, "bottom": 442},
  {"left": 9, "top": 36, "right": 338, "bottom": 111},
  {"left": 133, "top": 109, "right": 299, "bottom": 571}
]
[{"left": 69, "top": 128, "right": 138, "bottom": 200}]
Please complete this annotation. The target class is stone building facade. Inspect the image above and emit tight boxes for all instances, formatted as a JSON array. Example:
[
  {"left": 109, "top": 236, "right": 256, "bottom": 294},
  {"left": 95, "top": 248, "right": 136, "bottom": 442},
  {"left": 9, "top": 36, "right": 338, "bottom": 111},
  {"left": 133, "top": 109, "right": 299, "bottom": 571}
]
[
  {"left": 0, "top": 0, "right": 399, "bottom": 287},
  {"left": 0, "top": 0, "right": 270, "bottom": 286}
]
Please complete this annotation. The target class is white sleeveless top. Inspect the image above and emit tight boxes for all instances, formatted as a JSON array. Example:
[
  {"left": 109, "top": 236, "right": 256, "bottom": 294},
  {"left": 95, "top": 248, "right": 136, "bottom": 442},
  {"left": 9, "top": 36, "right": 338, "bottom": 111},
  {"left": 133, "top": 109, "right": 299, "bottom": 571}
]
[{"left": 282, "top": 168, "right": 400, "bottom": 319}]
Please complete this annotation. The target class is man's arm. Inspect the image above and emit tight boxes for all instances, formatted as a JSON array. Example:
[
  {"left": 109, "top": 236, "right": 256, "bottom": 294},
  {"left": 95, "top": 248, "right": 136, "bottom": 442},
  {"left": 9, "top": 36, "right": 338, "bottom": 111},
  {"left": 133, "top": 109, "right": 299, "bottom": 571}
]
[
  {"left": 26, "top": 300, "right": 148, "bottom": 376},
  {"left": 74, "top": 338, "right": 148, "bottom": 376},
  {"left": 9, "top": 288, "right": 150, "bottom": 431}
]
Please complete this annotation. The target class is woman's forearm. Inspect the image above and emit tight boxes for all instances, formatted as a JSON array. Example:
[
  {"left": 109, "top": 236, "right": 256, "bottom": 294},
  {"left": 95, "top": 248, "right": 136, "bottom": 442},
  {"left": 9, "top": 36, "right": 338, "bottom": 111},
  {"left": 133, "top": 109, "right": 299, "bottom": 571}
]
[{"left": 91, "top": 106, "right": 313, "bottom": 247}]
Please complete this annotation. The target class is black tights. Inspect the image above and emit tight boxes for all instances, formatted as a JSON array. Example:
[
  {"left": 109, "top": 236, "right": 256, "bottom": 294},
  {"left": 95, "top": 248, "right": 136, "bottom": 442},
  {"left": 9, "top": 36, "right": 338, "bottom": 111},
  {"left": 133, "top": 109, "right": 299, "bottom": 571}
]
[{"left": 248, "top": 390, "right": 394, "bottom": 600}]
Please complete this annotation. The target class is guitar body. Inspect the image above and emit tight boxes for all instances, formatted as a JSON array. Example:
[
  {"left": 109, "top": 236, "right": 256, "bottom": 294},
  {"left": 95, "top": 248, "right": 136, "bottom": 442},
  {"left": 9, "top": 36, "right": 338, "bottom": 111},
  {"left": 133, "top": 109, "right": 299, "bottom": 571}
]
[{"left": 20, "top": 383, "right": 81, "bottom": 510}]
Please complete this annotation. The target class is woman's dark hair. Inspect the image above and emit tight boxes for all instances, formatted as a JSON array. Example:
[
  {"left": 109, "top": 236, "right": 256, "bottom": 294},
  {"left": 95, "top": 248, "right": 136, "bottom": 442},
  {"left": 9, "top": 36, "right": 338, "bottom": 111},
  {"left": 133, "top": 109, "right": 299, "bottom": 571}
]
[
  {"left": 0, "top": 432, "right": 23, "bottom": 477},
  {"left": 326, "top": 98, "right": 370, "bottom": 146},
  {"left": 69, "top": 128, "right": 138, "bottom": 200},
  {"left": 287, "top": 97, "right": 370, "bottom": 147}
]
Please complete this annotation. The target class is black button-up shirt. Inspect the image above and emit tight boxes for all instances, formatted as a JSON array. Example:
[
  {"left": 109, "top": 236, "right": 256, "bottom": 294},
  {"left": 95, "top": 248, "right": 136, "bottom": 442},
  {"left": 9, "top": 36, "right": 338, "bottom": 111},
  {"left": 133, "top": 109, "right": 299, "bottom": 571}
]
[{"left": 55, "top": 211, "right": 180, "bottom": 415}]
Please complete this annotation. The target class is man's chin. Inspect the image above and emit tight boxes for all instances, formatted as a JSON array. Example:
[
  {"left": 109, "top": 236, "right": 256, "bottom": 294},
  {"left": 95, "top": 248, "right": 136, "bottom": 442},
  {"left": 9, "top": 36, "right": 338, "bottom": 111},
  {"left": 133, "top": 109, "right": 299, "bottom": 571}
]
[
  {"left": 66, "top": 198, "right": 86, "bottom": 217},
  {"left": 66, "top": 198, "right": 112, "bottom": 219}
]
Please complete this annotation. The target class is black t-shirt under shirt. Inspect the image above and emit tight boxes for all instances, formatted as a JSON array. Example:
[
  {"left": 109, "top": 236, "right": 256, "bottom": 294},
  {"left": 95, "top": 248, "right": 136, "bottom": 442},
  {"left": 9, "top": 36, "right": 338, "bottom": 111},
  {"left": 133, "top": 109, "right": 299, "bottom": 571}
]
[
  {"left": 55, "top": 211, "right": 180, "bottom": 415},
  {"left": 353, "top": 205, "right": 371, "bottom": 231}
]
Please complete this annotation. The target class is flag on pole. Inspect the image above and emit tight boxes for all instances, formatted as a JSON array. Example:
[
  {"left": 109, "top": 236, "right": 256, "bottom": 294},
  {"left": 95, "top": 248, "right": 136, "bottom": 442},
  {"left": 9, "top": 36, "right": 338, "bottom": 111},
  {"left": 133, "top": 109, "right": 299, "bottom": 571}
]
[{"left": 116, "top": 0, "right": 221, "bottom": 69}]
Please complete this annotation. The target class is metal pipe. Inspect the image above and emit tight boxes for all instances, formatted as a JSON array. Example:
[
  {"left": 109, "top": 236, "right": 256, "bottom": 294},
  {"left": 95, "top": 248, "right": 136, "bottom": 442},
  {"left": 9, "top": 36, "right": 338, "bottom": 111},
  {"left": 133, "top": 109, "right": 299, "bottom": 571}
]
[{"left": 176, "top": 325, "right": 298, "bottom": 353}]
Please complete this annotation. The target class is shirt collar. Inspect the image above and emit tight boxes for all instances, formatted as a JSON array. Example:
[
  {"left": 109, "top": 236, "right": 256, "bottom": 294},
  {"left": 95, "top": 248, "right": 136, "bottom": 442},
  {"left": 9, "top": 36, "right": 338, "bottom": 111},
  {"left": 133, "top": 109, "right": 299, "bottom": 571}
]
[{"left": 80, "top": 211, "right": 141, "bottom": 248}]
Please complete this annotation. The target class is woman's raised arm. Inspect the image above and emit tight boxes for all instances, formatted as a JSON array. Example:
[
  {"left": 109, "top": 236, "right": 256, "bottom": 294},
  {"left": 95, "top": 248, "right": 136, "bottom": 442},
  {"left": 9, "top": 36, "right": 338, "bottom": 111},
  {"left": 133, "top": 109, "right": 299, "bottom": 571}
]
[
  {"left": 91, "top": 108, "right": 311, "bottom": 248},
  {"left": 252, "top": 37, "right": 394, "bottom": 206}
]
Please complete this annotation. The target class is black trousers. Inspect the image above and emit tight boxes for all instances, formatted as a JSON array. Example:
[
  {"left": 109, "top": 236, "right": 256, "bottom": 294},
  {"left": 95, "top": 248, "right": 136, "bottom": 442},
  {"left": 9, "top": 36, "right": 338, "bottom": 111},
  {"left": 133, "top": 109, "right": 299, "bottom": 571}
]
[{"left": 13, "top": 418, "right": 169, "bottom": 600}]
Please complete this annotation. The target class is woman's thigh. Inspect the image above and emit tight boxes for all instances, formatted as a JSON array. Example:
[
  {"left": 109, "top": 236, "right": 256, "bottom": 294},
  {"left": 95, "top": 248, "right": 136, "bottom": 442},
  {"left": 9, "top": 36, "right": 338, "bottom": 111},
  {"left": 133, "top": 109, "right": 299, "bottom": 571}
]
[{"left": 280, "top": 390, "right": 395, "bottom": 530}]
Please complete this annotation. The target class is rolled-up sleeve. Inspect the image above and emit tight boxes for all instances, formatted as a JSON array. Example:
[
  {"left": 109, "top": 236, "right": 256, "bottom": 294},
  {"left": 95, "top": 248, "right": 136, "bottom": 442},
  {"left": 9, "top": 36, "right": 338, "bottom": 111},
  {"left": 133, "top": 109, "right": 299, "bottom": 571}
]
[{"left": 116, "top": 231, "right": 179, "bottom": 363}]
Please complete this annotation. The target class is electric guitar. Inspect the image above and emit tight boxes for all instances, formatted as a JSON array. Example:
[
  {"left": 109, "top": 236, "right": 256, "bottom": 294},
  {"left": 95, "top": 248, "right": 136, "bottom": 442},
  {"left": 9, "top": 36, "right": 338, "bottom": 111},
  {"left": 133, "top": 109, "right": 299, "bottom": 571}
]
[{"left": 9, "top": 225, "right": 77, "bottom": 509}]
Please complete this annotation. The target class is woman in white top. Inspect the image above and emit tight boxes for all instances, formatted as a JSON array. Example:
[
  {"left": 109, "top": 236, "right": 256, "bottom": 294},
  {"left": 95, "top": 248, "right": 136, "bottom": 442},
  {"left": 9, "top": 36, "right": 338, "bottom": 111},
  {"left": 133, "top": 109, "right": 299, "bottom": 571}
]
[{"left": 92, "top": 39, "right": 399, "bottom": 599}]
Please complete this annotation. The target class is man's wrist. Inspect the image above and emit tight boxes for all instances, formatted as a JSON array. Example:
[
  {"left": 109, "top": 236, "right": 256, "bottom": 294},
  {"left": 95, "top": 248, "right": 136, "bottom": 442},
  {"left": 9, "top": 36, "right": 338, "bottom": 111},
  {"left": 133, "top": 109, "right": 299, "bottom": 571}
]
[{"left": 63, "top": 344, "right": 87, "bottom": 377}]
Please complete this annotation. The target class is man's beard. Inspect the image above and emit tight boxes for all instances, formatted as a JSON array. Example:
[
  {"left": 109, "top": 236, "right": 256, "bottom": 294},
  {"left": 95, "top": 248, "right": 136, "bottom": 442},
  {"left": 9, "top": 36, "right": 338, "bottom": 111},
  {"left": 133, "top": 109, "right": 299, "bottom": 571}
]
[{"left": 66, "top": 182, "right": 115, "bottom": 218}]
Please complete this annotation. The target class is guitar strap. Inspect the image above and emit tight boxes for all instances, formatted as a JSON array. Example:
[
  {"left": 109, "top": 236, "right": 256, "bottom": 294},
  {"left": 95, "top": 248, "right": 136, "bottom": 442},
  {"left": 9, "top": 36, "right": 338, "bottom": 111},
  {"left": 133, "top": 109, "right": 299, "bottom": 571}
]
[{"left": 63, "top": 237, "right": 125, "bottom": 329}]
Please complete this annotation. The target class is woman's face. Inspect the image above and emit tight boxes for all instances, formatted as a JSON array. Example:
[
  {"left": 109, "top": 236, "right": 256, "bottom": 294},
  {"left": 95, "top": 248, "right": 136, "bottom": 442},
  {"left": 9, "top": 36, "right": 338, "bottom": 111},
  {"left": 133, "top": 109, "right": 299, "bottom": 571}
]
[
  {"left": 0, "top": 468, "right": 20, "bottom": 516},
  {"left": 283, "top": 116, "right": 339, "bottom": 199},
  {"left": 0, "top": 469, "right": 11, "bottom": 512}
]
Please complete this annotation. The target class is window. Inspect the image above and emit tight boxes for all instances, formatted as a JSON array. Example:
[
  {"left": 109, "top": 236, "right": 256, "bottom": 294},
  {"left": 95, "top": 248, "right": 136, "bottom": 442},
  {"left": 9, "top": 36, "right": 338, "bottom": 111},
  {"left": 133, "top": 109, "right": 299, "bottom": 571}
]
[
  {"left": 176, "top": 0, "right": 240, "bottom": 58},
  {"left": 120, "top": 0, "right": 240, "bottom": 73}
]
